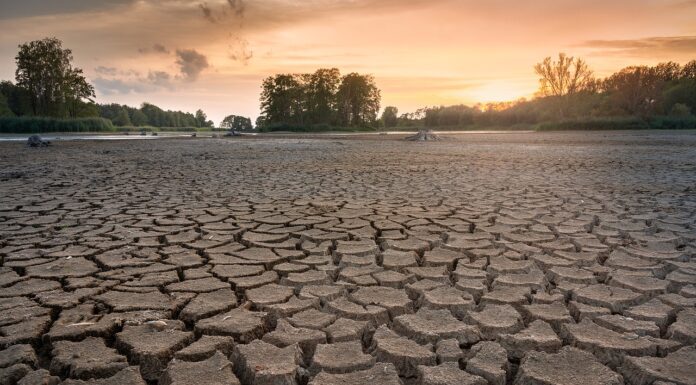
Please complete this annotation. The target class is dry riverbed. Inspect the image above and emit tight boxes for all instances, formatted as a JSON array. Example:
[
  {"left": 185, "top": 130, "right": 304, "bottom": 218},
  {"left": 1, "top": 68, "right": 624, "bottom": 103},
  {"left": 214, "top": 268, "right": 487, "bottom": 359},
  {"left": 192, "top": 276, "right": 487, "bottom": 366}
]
[{"left": 1, "top": 131, "right": 695, "bottom": 385}]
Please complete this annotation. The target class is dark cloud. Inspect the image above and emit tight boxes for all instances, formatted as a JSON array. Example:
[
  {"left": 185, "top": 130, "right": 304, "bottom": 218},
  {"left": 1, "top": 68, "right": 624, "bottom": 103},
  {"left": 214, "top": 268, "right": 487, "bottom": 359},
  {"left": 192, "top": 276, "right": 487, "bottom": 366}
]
[
  {"left": 95, "top": 66, "right": 118, "bottom": 76},
  {"left": 227, "top": 0, "right": 246, "bottom": 17},
  {"left": 228, "top": 36, "right": 253, "bottom": 64},
  {"left": 0, "top": 0, "right": 135, "bottom": 19},
  {"left": 581, "top": 36, "right": 696, "bottom": 57},
  {"left": 199, "top": 2, "right": 217, "bottom": 23},
  {"left": 175, "top": 49, "right": 209, "bottom": 81},
  {"left": 198, "top": 0, "right": 246, "bottom": 23},
  {"left": 138, "top": 43, "right": 170, "bottom": 55},
  {"left": 152, "top": 43, "right": 170, "bottom": 54},
  {"left": 147, "top": 71, "right": 173, "bottom": 87},
  {"left": 93, "top": 77, "right": 149, "bottom": 95},
  {"left": 93, "top": 69, "right": 174, "bottom": 95}
]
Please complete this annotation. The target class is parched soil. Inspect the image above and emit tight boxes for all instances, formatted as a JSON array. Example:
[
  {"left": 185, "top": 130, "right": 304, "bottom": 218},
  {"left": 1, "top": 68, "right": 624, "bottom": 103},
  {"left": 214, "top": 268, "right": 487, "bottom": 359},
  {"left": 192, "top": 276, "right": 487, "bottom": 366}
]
[{"left": 1, "top": 131, "right": 695, "bottom": 385}]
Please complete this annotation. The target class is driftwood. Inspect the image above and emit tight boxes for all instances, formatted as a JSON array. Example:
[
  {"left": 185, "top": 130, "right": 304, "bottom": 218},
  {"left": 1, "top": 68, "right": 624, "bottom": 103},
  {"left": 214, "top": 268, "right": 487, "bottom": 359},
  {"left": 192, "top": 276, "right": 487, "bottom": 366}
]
[{"left": 405, "top": 129, "right": 441, "bottom": 141}]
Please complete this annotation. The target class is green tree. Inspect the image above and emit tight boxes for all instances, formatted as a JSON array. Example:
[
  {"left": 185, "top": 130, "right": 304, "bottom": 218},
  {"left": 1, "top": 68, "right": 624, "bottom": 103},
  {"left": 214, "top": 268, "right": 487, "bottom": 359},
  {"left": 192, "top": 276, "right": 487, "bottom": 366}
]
[
  {"left": 681, "top": 60, "right": 696, "bottom": 79},
  {"left": 0, "top": 81, "right": 32, "bottom": 116},
  {"left": 603, "top": 66, "right": 665, "bottom": 116},
  {"left": 0, "top": 94, "right": 15, "bottom": 117},
  {"left": 15, "top": 37, "right": 94, "bottom": 117},
  {"left": 336, "top": 73, "right": 381, "bottom": 126},
  {"left": 129, "top": 108, "right": 148, "bottom": 126},
  {"left": 663, "top": 79, "right": 696, "bottom": 114},
  {"left": 534, "top": 53, "right": 594, "bottom": 118},
  {"left": 255, "top": 115, "right": 266, "bottom": 130},
  {"left": 669, "top": 103, "right": 693, "bottom": 117},
  {"left": 381, "top": 106, "right": 398, "bottom": 127},
  {"left": 194, "top": 109, "right": 213, "bottom": 127},
  {"left": 306, "top": 68, "right": 341, "bottom": 124},
  {"left": 260, "top": 74, "right": 306, "bottom": 125},
  {"left": 220, "top": 115, "right": 253, "bottom": 131},
  {"left": 113, "top": 107, "right": 132, "bottom": 126},
  {"left": 141, "top": 103, "right": 163, "bottom": 126}
]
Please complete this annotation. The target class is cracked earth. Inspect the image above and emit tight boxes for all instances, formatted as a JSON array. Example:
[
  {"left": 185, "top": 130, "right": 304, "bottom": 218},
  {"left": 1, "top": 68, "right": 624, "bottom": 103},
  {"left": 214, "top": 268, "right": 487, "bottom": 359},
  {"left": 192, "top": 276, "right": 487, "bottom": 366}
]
[{"left": 1, "top": 131, "right": 695, "bottom": 385}]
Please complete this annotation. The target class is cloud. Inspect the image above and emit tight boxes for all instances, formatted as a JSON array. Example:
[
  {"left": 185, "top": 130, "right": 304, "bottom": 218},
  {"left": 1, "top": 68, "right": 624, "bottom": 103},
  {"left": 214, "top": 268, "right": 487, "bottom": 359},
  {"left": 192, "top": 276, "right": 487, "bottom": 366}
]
[
  {"left": 0, "top": 0, "right": 136, "bottom": 19},
  {"left": 198, "top": 2, "right": 217, "bottom": 23},
  {"left": 581, "top": 36, "right": 696, "bottom": 57},
  {"left": 93, "top": 77, "right": 149, "bottom": 95},
  {"left": 147, "top": 71, "right": 173, "bottom": 87},
  {"left": 228, "top": 36, "right": 253, "bottom": 64},
  {"left": 152, "top": 43, "right": 170, "bottom": 54},
  {"left": 227, "top": 0, "right": 246, "bottom": 17},
  {"left": 198, "top": 0, "right": 246, "bottom": 23},
  {"left": 138, "top": 43, "right": 170, "bottom": 54},
  {"left": 95, "top": 66, "right": 118, "bottom": 76},
  {"left": 175, "top": 49, "right": 209, "bottom": 81},
  {"left": 93, "top": 69, "right": 174, "bottom": 95}
]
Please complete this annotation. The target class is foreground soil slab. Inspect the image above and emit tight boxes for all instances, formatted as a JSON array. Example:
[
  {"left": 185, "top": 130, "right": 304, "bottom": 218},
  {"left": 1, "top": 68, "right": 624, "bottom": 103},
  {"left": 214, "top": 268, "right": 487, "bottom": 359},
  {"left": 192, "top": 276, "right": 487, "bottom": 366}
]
[{"left": 0, "top": 131, "right": 695, "bottom": 384}]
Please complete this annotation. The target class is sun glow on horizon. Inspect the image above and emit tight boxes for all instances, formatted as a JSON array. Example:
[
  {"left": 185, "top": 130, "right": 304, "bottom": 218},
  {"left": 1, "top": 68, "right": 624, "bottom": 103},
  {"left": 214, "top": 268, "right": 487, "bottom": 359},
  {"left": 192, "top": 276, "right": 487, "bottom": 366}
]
[{"left": 0, "top": 0, "right": 695, "bottom": 122}]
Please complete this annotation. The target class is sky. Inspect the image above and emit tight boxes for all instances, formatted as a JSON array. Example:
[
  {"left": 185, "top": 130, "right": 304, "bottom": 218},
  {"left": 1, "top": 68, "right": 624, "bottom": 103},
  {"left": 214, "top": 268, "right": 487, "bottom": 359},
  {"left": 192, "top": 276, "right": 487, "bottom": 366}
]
[{"left": 0, "top": 0, "right": 695, "bottom": 124}]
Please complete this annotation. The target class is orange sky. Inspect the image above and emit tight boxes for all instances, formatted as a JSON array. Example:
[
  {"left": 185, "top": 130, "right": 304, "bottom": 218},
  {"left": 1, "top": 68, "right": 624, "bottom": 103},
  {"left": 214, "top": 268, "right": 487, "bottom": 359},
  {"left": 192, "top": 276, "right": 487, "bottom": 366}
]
[{"left": 1, "top": 0, "right": 695, "bottom": 124}]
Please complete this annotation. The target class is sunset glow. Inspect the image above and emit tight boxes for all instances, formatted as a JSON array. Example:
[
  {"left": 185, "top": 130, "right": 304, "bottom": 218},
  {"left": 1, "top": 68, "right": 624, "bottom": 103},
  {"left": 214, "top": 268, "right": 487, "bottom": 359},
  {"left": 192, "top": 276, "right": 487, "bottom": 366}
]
[{"left": 1, "top": 0, "right": 694, "bottom": 123}]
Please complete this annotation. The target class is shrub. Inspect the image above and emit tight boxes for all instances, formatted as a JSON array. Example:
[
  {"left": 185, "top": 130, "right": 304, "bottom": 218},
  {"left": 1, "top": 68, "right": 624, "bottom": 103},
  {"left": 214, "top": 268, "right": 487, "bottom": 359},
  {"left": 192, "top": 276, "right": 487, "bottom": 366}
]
[
  {"left": 259, "top": 123, "right": 376, "bottom": 133},
  {"left": 0, "top": 117, "right": 115, "bottom": 133},
  {"left": 536, "top": 117, "right": 649, "bottom": 131},
  {"left": 648, "top": 116, "right": 696, "bottom": 129}
]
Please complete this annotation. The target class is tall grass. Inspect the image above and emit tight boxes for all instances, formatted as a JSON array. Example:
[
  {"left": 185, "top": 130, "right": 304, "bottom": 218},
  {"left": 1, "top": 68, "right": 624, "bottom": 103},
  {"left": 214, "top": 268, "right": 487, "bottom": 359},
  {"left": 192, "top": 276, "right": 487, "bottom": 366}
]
[
  {"left": 115, "top": 126, "right": 227, "bottom": 132},
  {"left": 0, "top": 117, "right": 115, "bottom": 133},
  {"left": 0, "top": 117, "right": 232, "bottom": 133},
  {"left": 259, "top": 123, "right": 376, "bottom": 133},
  {"left": 536, "top": 116, "right": 696, "bottom": 131}
]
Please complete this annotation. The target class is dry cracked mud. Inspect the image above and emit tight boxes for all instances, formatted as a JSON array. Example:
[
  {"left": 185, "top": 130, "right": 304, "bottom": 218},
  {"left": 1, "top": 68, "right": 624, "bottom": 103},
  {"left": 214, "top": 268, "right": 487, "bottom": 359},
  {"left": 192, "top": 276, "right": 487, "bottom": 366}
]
[{"left": 1, "top": 131, "right": 695, "bottom": 385}]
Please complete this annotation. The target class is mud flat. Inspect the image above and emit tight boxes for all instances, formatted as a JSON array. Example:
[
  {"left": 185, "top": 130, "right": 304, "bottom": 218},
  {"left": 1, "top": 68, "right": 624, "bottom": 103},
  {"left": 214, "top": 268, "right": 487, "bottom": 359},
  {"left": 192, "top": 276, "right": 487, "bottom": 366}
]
[{"left": 1, "top": 131, "right": 695, "bottom": 384}]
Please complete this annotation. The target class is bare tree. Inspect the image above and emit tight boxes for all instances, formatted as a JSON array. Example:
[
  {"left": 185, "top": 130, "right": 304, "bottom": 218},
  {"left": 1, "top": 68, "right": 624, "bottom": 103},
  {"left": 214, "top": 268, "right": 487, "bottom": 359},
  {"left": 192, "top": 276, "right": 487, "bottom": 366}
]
[{"left": 534, "top": 53, "right": 594, "bottom": 118}]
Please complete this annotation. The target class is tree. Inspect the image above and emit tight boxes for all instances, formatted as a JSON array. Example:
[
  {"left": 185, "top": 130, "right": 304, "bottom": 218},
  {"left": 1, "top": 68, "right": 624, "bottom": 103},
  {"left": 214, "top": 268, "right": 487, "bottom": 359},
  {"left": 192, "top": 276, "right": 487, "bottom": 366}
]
[
  {"left": 129, "top": 108, "right": 148, "bottom": 126},
  {"left": 260, "top": 74, "right": 305, "bottom": 125},
  {"left": 534, "top": 53, "right": 594, "bottom": 118},
  {"left": 113, "top": 107, "right": 132, "bottom": 126},
  {"left": 603, "top": 66, "right": 665, "bottom": 116},
  {"left": 194, "top": 109, "right": 213, "bottom": 127},
  {"left": 381, "top": 106, "right": 398, "bottom": 127},
  {"left": 669, "top": 103, "right": 693, "bottom": 117},
  {"left": 0, "top": 81, "right": 32, "bottom": 116},
  {"left": 0, "top": 94, "right": 15, "bottom": 117},
  {"left": 663, "top": 79, "right": 696, "bottom": 114},
  {"left": 220, "top": 115, "right": 253, "bottom": 131},
  {"left": 306, "top": 68, "right": 341, "bottom": 124},
  {"left": 654, "top": 61, "right": 681, "bottom": 81},
  {"left": 255, "top": 115, "right": 266, "bottom": 130},
  {"left": 258, "top": 69, "right": 382, "bottom": 128},
  {"left": 336, "top": 73, "right": 381, "bottom": 126},
  {"left": 681, "top": 60, "right": 696, "bottom": 79},
  {"left": 15, "top": 37, "right": 94, "bottom": 117}
]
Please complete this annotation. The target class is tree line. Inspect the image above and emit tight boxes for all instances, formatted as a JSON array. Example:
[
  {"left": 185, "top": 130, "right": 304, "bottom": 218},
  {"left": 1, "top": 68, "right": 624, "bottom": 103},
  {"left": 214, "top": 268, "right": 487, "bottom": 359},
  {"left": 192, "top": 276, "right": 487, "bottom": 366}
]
[
  {"left": 0, "top": 37, "right": 251, "bottom": 131},
  {"left": 382, "top": 55, "right": 696, "bottom": 129},
  {"left": 97, "top": 103, "right": 214, "bottom": 128},
  {"left": 257, "top": 68, "right": 381, "bottom": 130}
]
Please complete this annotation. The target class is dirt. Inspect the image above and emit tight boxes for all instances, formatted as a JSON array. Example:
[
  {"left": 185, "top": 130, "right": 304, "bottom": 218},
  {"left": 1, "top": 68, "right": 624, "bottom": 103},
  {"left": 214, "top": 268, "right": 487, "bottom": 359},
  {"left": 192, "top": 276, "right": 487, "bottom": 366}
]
[{"left": 0, "top": 130, "right": 695, "bottom": 384}]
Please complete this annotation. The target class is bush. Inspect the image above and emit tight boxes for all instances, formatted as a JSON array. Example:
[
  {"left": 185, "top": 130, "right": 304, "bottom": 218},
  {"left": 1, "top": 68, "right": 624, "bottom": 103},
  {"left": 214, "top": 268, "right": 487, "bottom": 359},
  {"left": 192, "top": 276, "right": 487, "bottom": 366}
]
[
  {"left": 536, "top": 117, "right": 649, "bottom": 131},
  {"left": 114, "top": 126, "right": 226, "bottom": 132},
  {"left": 0, "top": 116, "right": 115, "bottom": 133},
  {"left": 259, "top": 123, "right": 376, "bottom": 133},
  {"left": 536, "top": 116, "right": 696, "bottom": 131},
  {"left": 647, "top": 116, "right": 696, "bottom": 129},
  {"left": 668, "top": 103, "right": 693, "bottom": 118}
]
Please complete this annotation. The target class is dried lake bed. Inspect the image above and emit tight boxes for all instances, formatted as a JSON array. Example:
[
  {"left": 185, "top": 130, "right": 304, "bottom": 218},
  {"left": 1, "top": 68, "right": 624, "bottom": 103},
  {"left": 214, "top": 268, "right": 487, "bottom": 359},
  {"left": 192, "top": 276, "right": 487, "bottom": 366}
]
[{"left": 1, "top": 131, "right": 695, "bottom": 385}]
